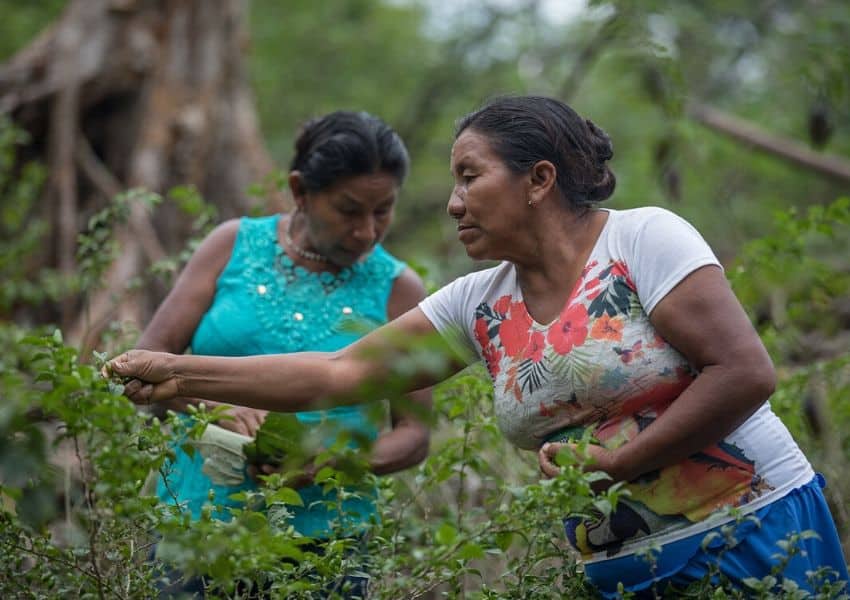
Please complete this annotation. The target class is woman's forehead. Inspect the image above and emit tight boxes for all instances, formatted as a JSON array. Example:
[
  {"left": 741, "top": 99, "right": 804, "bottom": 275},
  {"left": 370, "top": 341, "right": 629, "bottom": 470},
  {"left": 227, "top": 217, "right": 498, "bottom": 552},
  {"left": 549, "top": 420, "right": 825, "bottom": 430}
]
[
  {"left": 451, "top": 130, "right": 497, "bottom": 165},
  {"left": 328, "top": 172, "right": 398, "bottom": 203}
]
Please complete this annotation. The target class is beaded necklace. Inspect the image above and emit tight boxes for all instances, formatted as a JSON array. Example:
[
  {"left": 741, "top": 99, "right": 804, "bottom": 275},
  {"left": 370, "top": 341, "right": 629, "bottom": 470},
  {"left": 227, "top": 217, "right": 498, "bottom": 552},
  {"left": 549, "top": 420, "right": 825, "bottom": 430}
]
[{"left": 284, "top": 213, "right": 328, "bottom": 263}]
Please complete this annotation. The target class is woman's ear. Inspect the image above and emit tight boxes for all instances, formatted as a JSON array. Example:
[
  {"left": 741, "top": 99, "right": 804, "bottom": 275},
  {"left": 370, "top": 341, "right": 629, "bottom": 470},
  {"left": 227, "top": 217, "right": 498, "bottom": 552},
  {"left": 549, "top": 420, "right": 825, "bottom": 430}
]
[
  {"left": 288, "top": 171, "right": 306, "bottom": 210},
  {"left": 529, "top": 160, "right": 557, "bottom": 203}
]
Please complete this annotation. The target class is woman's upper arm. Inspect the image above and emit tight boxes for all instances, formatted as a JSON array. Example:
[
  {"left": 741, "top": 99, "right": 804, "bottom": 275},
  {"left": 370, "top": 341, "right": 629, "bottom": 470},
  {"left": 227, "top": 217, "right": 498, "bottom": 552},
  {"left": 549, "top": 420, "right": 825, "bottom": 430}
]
[
  {"left": 386, "top": 267, "right": 434, "bottom": 413},
  {"left": 334, "top": 307, "right": 460, "bottom": 393},
  {"left": 649, "top": 265, "right": 775, "bottom": 392},
  {"left": 136, "top": 219, "right": 240, "bottom": 353},
  {"left": 386, "top": 267, "right": 428, "bottom": 319}
]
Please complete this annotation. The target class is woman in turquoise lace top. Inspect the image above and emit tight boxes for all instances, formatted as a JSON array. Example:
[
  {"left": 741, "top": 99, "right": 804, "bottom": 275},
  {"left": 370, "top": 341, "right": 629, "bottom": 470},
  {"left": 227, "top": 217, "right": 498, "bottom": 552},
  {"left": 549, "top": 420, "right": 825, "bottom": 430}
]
[{"left": 135, "top": 111, "right": 431, "bottom": 596}]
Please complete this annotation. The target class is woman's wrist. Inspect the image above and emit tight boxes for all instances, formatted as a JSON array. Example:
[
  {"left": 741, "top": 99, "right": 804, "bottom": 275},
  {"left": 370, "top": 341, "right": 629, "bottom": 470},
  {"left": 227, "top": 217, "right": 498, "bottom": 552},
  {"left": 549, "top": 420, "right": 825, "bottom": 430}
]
[{"left": 606, "top": 445, "right": 638, "bottom": 483}]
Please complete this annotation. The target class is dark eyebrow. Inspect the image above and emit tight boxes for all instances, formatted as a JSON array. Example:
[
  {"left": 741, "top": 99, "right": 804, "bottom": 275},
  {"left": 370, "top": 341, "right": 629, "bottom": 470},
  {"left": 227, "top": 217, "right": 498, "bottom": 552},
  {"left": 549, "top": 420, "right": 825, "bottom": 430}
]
[
  {"left": 338, "top": 194, "right": 363, "bottom": 207},
  {"left": 339, "top": 192, "right": 396, "bottom": 207}
]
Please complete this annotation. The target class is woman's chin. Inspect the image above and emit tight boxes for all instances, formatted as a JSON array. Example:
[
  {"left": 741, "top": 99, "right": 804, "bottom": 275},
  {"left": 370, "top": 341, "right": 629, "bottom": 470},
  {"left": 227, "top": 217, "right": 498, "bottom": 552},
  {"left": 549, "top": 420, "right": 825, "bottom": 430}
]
[{"left": 462, "top": 243, "right": 492, "bottom": 262}]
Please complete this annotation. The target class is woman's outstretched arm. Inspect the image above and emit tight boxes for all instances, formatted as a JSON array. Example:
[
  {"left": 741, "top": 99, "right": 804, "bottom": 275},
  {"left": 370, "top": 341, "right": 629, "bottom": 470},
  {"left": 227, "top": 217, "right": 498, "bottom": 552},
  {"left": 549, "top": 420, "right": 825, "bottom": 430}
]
[{"left": 108, "top": 307, "right": 461, "bottom": 412}]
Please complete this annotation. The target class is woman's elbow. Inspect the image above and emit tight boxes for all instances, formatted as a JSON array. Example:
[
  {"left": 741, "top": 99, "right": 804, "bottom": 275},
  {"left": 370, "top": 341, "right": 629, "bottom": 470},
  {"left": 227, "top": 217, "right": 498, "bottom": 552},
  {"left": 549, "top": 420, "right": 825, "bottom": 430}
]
[
  {"left": 326, "top": 351, "right": 370, "bottom": 398},
  {"left": 743, "top": 354, "right": 777, "bottom": 404},
  {"left": 413, "top": 433, "right": 431, "bottom": 466},
  {"left": 406, "top": 426, "right": 431, "bottom": 467}
]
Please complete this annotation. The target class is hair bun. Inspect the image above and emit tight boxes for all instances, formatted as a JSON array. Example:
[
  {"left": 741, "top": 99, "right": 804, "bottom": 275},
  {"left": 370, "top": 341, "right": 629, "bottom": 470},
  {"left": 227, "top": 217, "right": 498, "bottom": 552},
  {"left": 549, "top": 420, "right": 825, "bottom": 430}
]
[{"left": 585, "top": 119, "right": 614, "bottom": 162}]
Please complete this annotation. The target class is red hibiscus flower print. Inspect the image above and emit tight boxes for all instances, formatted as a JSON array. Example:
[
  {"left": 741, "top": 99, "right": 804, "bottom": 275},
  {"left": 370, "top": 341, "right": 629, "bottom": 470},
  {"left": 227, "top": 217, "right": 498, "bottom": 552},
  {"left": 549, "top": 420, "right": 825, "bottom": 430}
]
[
  {"left": 610, "top": 260, "right": 636, "bottom": 290},
  {"left": 581, "top": 260, "right": 599, "bottom": 278},
  {"left": 547, "top": 303, "right": 589, "bottom": 355},
  {"left": 493, "top": 295, "right": 511, "bottom": 316},
  {"left": 499, "top": 302, "right": 533, "bottom": 358},
  {"left": 482, "top": 343, "right": 502, "bottom": 379},
  {"left": 590, "top": 314, "right": 624, "bottom": 342},
  {"left": 474, "top": 317, "right": 491, "bottom": 348},
  {"left": 524, "top": 330, "right": 545, "bottom": 363}
]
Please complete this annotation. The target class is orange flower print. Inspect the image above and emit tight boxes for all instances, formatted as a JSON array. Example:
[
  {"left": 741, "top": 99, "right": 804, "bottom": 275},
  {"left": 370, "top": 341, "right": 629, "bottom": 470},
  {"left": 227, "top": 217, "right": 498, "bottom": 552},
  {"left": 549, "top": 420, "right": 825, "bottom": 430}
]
[
  {"left": 591, "top": 314, "right": 624, "bottom": 342},
  {"left": 499, "top": 302, "right": 533, "bottom": 358},
  {"left": 547, "top": 303, "right": 589, "bottom": 355},
  {"left": 524, "top": 330, "right": 545, "bottom": 363}
]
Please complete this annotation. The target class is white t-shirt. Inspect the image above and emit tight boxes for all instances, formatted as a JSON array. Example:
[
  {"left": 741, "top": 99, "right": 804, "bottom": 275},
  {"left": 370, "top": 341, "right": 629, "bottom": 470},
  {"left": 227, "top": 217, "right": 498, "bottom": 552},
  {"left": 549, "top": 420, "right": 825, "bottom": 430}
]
[{"left": 420, "top": 207, "right": 813, "bottom": 561}]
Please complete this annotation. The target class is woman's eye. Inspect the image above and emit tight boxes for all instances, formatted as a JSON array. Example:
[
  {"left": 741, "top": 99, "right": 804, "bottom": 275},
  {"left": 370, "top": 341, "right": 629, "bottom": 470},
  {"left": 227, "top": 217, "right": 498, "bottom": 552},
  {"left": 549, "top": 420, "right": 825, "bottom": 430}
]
[{"left": 463, "top": 174, "right": 477, "bottom": 183}]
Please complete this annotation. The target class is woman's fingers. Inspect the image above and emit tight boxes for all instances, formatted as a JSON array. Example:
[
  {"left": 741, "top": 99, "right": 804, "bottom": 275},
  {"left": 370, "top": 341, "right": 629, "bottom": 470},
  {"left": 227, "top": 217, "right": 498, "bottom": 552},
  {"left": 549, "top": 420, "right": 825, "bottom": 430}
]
[
  {"left": 108, "top": 349, "right": 172, "bottom": 382},
  {"left": 122, "top": 378, "right": 151, "bottom": 404},
  {"left": 538, "top": 442, "right": 566, "bottom": 478},
  {"left": 219, "top": 408, "right": 268, "bottom": 436},
  {"left": 105, "top": 350, "right": 179, "bottom": 403}
]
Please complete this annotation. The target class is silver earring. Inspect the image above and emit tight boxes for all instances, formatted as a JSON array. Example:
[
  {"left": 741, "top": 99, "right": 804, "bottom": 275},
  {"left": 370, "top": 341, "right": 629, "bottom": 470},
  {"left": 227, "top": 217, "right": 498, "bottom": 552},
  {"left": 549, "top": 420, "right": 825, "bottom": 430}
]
[{"left": 527, "top": 199, "right": 533, "bottom": 207}]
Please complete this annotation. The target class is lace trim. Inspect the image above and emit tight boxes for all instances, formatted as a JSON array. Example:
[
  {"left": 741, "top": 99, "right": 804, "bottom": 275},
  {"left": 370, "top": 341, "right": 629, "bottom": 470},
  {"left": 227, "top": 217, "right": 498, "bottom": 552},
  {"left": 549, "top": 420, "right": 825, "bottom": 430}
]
[{"left": 236, "top": 216, "right": 402, "bottom": 350}]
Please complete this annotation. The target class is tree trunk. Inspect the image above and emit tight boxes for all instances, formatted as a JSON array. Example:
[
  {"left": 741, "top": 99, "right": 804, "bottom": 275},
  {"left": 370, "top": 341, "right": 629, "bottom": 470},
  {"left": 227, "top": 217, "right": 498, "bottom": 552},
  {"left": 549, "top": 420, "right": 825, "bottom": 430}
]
[{"left": 0, "top": 0, "right": 281, "bottom": 349}]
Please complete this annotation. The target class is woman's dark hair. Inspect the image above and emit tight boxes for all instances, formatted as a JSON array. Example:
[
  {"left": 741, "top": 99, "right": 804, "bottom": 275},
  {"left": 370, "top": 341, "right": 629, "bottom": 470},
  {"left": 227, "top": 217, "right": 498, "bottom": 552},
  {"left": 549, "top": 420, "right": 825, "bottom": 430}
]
[
  {"left": 455, "top": 96, "right": 616, "bottom": 209},
  {"left": 290, "top": 110, "right": 409, "bottom": 192}
]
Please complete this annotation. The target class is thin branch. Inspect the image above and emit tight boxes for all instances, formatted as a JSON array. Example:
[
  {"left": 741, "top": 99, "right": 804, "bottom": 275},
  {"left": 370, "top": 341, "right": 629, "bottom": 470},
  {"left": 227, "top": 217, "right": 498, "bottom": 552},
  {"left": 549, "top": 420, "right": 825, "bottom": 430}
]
[
  {"left": 49, "top": 83, "right": 80, "bottom": 331},
  {"left": 557, "top": 11, "right": 621, "bottom": 102},
  {"left": 0, "top": 540, "right": 113, "bottom": 592},
  {"left": 73, "top": 436, "right": 108, "bottom": 600},
  {"left": 76, "top": 134, "right": 168, "bottom": 264},
  {"left": 687, "top": 102, "right": 850, "bottom": 184}
]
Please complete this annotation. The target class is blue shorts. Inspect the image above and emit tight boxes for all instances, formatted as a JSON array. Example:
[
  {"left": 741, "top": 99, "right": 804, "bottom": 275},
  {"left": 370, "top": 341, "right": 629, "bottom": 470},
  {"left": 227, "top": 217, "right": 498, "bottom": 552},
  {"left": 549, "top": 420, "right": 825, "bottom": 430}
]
[{"left": 582, "top": 474, "right": 849, "bottom": 598}]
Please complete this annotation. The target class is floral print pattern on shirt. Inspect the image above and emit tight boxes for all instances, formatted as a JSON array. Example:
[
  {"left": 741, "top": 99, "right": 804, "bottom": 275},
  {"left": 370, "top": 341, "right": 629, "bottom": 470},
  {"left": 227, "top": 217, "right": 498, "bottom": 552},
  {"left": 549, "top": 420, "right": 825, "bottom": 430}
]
[{"left": 473, "top": 259, "right": 771, "bottom": 557}]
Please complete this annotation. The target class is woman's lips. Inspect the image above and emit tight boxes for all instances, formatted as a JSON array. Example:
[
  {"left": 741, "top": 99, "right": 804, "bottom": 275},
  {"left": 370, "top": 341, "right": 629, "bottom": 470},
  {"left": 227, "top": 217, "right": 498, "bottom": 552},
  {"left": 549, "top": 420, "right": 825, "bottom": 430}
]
[{"left": 457, "top": 224, "right": 479, "bottom": 242}]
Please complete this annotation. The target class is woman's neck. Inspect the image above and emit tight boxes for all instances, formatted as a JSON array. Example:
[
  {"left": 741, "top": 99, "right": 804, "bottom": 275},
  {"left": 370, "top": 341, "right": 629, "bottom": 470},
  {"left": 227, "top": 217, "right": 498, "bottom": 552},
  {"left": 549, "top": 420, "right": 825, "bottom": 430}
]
[
  {"left": 515, "top": 207, "right": 608, "bottom": 323},
  {"left": 278, "top": 212, "right": 343, "bottom": 274}
]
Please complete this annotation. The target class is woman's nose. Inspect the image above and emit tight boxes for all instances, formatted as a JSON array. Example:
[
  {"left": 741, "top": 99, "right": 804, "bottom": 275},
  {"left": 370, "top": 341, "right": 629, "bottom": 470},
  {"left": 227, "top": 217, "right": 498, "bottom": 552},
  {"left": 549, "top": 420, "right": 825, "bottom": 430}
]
[
  {"left": 353, "top": 215, "right": 377, "bottom": 243},
  {"left": 447, "top": 187, "right": 465, "bottom": 219}
]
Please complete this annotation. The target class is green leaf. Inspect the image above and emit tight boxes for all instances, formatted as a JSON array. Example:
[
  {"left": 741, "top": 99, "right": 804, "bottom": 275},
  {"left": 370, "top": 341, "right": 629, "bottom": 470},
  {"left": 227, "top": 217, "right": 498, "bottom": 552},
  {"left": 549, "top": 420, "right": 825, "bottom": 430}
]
[
  {"left": 435, "top": 522, "right": 458, "bottom": 546},
  {"left": 458, "top": 542, "right": 484, "bottom": 560},
  {"left": 268, "top": 487, "right": 304, "bottom": 507},
  {"left": 495, "top": 531, "right": 514, "bottom": 552}
]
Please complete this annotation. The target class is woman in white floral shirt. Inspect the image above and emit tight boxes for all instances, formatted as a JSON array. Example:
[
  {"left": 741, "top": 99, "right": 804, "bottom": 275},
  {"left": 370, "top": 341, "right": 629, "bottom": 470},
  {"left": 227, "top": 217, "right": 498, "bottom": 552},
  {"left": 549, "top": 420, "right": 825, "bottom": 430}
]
[{"left": 110, "top": 95, "right": 848, "bottom": 597}]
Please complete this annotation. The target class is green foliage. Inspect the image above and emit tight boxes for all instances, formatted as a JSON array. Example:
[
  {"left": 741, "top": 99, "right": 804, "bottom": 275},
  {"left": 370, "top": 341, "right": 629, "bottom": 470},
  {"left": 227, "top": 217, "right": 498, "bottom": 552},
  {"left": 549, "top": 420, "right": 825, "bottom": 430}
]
[
  {"left": 0, "top": 0, "right": 65, "bottom": 60},
  {"left": 1, "top": 1, "right": 849, "bottom": 597},
  {"left": 0, "top": 117, "right": 58, "bottom": 314},
  {"left": 76, "top": 189, "right": 162, "bottom": 294}
]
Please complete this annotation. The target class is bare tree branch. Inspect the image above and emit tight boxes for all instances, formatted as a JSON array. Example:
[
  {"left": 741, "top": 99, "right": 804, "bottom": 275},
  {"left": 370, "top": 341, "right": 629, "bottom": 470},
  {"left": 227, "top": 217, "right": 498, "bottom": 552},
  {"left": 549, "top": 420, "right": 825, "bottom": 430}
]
[
  {"left": 50, "top": 86, "right": 80, "bottom": 330},
  {"left": 687, "top": 102, "right": 850, "bottom": 185},
  {"left": 558, "top": 11, "right": 621, "bottom": 102}
]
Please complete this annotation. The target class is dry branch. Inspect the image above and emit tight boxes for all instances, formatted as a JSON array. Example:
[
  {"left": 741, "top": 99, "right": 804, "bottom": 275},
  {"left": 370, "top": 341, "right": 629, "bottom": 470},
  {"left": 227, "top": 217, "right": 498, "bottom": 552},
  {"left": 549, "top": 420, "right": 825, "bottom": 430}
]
[{"left": 687, "top": 102, "right": 850, "bottom": 185}]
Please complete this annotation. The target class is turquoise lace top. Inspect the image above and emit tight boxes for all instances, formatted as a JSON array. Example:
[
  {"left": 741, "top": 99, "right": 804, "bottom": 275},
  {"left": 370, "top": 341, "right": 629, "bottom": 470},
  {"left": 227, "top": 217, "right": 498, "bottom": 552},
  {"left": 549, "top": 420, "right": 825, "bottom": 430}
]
[{"left": 156, "top": 214, "right": 407, "bottom": 537}]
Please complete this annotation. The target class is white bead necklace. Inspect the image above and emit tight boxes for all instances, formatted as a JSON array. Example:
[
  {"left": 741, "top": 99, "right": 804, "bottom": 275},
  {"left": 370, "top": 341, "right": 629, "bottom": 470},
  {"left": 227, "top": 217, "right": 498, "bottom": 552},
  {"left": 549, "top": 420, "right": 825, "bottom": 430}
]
[{"left": 284, "top": 213, "right": 328, "bottom": 263}]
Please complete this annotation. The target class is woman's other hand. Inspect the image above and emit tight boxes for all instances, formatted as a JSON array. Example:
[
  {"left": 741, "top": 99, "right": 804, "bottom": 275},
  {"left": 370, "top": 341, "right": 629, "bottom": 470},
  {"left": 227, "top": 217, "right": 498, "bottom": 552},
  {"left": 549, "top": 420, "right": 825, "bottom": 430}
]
[
  {"left": 217, "top": 406, "right": 269, "bottom": 437},
  {"left": 105, "top": 349, "right": 179, "bottom": 404},
  {"left": 539, "top": 442, "right": 618, "bottom": 491}
]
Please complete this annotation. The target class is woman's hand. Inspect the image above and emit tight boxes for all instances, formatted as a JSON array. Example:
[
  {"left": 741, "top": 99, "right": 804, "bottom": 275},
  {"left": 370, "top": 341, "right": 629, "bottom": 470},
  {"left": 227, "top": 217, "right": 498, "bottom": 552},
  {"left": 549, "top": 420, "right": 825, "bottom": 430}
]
[
  {"left": 217, "top": 405, "right": 269, "bottom": 437},
  {"left": 538, "top": 442, "right": 620, "bottom": 492},
  {"left": 105, "top": 349, "right": 179, "bottom": 404}
]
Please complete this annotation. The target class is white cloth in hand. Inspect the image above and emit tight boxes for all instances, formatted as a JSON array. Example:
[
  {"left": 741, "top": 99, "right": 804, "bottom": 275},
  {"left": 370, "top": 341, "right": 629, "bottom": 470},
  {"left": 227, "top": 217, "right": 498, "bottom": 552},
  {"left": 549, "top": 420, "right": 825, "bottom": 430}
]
[{"left": 190, "top": 424, "right": 253, "bottom": 486}]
